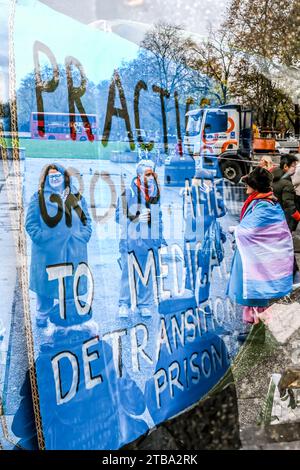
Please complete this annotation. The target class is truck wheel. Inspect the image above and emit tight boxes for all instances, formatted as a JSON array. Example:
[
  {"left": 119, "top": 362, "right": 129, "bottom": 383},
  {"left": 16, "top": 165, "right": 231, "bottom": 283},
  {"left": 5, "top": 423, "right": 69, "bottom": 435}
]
[{"left": 220, "top": 159, "right": 242, "bottom": 184}]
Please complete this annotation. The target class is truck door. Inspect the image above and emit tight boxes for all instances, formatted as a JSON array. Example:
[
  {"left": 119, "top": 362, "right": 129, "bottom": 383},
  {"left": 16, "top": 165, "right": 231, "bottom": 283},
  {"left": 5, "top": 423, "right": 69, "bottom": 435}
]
[{"left": 240, "top": 109, "right": 252, "bottom": 158}]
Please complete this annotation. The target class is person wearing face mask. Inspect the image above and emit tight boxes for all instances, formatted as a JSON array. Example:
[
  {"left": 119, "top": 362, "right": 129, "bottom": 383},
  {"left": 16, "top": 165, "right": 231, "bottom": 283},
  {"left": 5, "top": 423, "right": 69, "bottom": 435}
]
[
  {"left": 272, "top": 154, "right": 300, "bottom": 284},
  {"left": 115, "top": 159, "right": 165, "bottom": 318},
  {"left": 271, "top": 154, "right": 300, "bottom": 231},
  {"left": 291, "top": 157, "right": 300, "bottom": 212},
  {"left": 25, "top": 164, "right": 92, "bottom": 328}
]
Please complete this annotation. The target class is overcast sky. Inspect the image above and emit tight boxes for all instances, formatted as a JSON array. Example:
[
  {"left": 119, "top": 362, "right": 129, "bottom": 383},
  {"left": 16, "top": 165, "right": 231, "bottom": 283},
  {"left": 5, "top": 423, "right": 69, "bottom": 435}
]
[
  {"left": 0, "top": 0, "right": 231, "bottom": 100},
  {"left": 40, "top": 0, "right": 230, "bottom": 37}
]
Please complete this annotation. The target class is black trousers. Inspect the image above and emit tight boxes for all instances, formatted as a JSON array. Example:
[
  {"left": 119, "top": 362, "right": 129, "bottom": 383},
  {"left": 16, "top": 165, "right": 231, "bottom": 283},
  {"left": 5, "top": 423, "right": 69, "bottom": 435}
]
[{"left": 294, "top": 255, "right": 299, "bottom": 277}]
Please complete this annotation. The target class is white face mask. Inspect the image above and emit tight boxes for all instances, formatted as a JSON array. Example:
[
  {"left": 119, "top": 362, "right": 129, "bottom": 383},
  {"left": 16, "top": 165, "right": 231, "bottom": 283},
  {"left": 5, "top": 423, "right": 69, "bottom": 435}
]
[
  {"left": 145, "top": 175, "right": 155, "bottom": 185},
  {"left": 287, "top": 166, "right": 296, "bottom": 176},
  {"left": 145, "top": 176, "right": 158, "bottom": 197}
]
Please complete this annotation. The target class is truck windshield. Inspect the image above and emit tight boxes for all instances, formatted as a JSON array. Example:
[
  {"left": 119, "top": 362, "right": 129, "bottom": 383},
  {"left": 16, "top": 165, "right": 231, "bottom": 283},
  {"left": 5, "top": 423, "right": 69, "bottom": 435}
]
[
  {"left": 186, "top": 112, "right": 203, "bottom": 136},
  {"left": 205, "top": 111, "right": 228, "bottom": 133}
]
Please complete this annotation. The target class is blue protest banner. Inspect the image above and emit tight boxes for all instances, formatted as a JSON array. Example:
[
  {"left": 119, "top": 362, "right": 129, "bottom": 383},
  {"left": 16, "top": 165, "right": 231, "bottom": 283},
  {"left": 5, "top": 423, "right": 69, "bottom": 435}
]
[{"left": 2, "top": 0, "right": 240, "bottom": 450}]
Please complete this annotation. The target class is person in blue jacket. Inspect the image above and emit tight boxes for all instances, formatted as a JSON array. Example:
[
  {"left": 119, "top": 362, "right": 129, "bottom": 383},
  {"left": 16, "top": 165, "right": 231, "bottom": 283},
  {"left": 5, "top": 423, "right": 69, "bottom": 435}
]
[
  {"left": 115, "top": 159, "right": 165, "bottom": 318},
  {"left": 183, "top": 168, "right": 226, "bottom": 306},
  {"left": 25, "top": 164, "right": 92, "bottom": 328}
]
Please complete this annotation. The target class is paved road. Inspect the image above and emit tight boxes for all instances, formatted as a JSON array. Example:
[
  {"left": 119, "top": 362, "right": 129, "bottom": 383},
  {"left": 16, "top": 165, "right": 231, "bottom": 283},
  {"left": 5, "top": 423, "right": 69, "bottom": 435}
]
[{"left": 0, "top": 159, "right": 26, "bottom": 446}]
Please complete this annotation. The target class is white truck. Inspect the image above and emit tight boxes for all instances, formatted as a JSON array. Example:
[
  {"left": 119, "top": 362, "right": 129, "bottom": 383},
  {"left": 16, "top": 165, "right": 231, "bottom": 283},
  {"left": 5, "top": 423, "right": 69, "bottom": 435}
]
[{"left": 184, "top": 104, "right": 252, "bottom": 183}]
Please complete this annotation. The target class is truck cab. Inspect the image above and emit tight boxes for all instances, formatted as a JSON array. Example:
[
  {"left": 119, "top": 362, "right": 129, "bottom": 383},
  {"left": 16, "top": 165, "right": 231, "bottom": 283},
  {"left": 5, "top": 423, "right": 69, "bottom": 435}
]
[{"left": 184, "top": 104, "right": 252, "bottom": 183}]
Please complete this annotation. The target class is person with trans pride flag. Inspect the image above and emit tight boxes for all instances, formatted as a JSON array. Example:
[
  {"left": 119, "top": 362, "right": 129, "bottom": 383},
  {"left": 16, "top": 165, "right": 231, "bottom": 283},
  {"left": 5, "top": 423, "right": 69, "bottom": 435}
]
[{"left": 227, "top": 166, "right": 294, "bottom": 329}]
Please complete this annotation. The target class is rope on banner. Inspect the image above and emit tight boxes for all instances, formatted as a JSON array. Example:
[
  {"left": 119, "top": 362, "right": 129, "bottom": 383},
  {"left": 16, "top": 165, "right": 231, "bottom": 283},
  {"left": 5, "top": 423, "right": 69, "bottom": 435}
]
[{"left": 8, "top": 0, "right": 45, "bottom": 450}]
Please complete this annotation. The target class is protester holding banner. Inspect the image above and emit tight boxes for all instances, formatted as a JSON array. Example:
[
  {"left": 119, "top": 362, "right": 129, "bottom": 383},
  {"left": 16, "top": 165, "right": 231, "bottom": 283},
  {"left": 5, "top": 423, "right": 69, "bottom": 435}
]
[
  {"left": 227, "top": 167, "right": 294, "bottom": 336},
  {"left": 182, "top": 168, "right": 227, "bottom": 306},
  {"left": 116, "top": 159, "right": 165, "bottom": 318},
  {"left": 25, "top": 164, "right": 92, "bottom": 328}
]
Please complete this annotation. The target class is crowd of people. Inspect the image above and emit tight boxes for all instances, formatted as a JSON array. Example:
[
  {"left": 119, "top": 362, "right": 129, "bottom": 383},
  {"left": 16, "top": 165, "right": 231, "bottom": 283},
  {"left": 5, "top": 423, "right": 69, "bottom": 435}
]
[
  {"left": 260, "top": 152, "right": 300, "bottom": 285},
  {"left": 24, "top": 153, "right": 300, "bottom": 346}
]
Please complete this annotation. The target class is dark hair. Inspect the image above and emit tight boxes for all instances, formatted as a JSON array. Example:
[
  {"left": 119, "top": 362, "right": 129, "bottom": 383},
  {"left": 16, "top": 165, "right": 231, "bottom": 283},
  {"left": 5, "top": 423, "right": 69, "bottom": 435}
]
[
  {"left": 38, "top": 164, "right": 70, "bottom": 193},
  {"left": 280, "top": 153, "right": 299, "bottom": 170},
  {"left": 242, "top": 166, "right": 273, "bottom": 193}
]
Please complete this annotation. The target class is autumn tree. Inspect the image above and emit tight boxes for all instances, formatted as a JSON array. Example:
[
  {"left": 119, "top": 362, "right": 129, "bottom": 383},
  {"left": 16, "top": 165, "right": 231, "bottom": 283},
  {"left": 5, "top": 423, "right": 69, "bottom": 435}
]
[
  {"left": 116, "top": 22, "right": 212, "bottom": 147},
  {"left": 189, "top": 27, "right": 236, "bottom": 105},
  {"left": 224, "top": 0, "right": 300, "bottom": 133}
]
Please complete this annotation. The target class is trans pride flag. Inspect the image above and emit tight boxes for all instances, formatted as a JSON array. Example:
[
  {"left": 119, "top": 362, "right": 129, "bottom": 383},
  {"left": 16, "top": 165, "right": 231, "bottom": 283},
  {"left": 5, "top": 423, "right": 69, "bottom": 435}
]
[{"left": 233, "top": 199, "right": 294, "bottom": 301}]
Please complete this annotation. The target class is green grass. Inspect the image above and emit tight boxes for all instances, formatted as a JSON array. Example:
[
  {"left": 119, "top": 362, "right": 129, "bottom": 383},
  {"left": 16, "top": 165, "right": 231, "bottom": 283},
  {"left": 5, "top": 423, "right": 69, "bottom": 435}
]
[{"left": 1, "top": 138, "right": 133, "bottom": 160}]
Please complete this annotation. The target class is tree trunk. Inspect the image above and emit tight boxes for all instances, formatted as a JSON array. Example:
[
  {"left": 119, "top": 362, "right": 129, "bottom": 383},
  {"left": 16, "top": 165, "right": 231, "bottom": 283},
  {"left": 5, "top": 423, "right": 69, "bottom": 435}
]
[{"left": 294, "top": 104, "right": 300, "bottom": 137}]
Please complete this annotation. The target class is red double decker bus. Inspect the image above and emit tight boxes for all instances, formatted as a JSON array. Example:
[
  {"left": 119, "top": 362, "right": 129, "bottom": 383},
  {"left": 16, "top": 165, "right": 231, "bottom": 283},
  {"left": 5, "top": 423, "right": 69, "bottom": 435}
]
[{"left": 30, "top": 112, "right": 99, "bottom": 141}]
